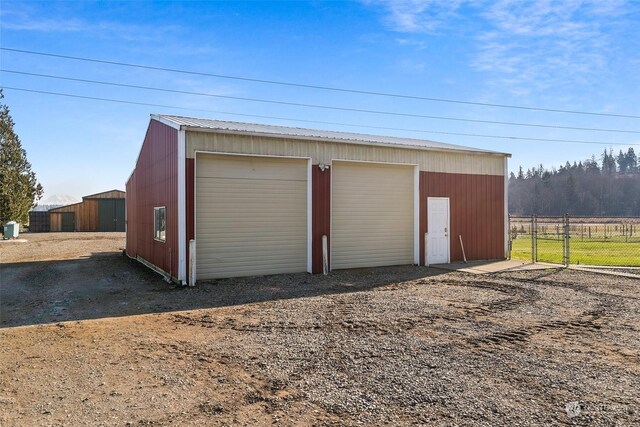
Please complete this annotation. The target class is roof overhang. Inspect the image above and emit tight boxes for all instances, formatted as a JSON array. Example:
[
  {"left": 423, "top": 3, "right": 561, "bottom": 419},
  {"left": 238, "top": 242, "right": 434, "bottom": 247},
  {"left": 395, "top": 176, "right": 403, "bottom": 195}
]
[{"left": 150, "top": 114, "right": 512, "bottom": 158}]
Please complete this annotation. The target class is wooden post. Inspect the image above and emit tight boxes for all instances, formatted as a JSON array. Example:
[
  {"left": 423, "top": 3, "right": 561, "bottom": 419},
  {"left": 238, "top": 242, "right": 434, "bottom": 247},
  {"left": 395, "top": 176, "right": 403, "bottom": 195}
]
[{"left": 459, "top": 235, "right": 467, "bottom": 263}]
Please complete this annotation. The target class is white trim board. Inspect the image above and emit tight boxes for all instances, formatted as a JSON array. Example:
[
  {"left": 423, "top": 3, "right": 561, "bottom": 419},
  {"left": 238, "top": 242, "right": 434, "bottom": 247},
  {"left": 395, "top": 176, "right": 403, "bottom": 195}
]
[{"left": 177, "top": 129, "right": 187, "bottom": 284}]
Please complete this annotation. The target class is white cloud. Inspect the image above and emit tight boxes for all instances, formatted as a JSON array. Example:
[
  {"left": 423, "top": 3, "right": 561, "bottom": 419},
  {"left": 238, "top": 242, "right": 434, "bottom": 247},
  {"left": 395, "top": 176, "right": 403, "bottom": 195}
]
[
  {"left": 0, "top": 6, "right": 181, "bottom": 42},
  {"left": 471, "top": 0, "right": 633, "bottom": 94},
  {"left": 364, "top": 0, "right": 638, "bottom": 95},
  {"left": 363, "top": 0, "right": 465, "bottom": 33},
  {"left": 395, "top": 38, "right": 428, "bottom": 49}
]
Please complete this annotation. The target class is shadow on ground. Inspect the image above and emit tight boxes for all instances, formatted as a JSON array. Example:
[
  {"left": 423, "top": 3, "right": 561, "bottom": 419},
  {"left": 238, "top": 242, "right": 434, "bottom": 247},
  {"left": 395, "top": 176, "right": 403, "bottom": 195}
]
[{"left": 1, "top": 253, "right": 444, "bottom": 328}]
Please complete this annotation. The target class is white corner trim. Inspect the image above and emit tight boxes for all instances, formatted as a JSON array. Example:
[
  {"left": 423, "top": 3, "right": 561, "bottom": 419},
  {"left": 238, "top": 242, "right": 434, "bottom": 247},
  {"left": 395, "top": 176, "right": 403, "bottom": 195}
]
[
  {"left": 307, "top": 159, "right": 313, "bottom": 273},
  {"left": 414, "top": 165, "right": 420, "bottom": 265},
  {"left": 151, "top": 114, "right": 182, "bottom": 130},
  {"left": 178, "top": 130, "right": 187, "bottom": 284},
  {"left": 503, "top": 156, "right": 509, "bottom": 258}
]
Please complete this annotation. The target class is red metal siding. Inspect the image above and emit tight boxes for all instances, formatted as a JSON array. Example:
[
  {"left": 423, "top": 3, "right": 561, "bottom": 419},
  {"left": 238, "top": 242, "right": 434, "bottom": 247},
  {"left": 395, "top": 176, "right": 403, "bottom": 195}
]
[
  {"left": 125, "top": 120, "right": 179, "bottom": 279},
  {"left": 312, "top": 165, "right": 331, "bottom": 273},
  {"left": 419, "top": 171, "right": 504, "bottom": 265}
]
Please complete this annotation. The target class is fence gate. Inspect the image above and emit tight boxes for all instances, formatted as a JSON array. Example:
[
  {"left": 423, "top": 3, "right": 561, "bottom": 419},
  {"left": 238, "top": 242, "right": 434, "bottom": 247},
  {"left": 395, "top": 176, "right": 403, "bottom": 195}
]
[
  {"left": 508, "top": 215, "right": 534, "bottom": 262},
  {"left": 509, "top": 215, "right": 568, "bottom": 266},
  {"left": 534, "top": 216, "right": 567, "bottom": 265}
]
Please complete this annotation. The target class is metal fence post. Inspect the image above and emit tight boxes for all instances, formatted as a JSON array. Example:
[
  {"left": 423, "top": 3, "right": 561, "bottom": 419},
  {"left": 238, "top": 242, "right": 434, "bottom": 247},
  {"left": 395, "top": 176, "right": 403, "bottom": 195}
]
[
  {"left": 531, "top": 214, "right": 537, "bottom": 263},
  {"left": 563, "top": 214, "right": 570, "bottom": 267},
  {"left": 508, "top": 214, "right": 512, "bottom": 260}
]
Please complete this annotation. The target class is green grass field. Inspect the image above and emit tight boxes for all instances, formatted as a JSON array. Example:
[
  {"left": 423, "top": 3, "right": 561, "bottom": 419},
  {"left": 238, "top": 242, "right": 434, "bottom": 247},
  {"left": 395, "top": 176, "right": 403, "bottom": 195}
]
[{"left": 511, "top": 236, "right": 640, "bottom": 266}]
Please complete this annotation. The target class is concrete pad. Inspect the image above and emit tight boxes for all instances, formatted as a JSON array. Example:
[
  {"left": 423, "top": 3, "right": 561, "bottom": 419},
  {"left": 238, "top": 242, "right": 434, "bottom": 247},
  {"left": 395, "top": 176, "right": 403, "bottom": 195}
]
[
  {"left": 0, "top": 238, "right": 28, "bottom": 243},
  {"left": 430, "top": 260, "right": 561, "bottom": 274},
  {"left": 569, "top": 265, "right": 640, "bottom": 279}
]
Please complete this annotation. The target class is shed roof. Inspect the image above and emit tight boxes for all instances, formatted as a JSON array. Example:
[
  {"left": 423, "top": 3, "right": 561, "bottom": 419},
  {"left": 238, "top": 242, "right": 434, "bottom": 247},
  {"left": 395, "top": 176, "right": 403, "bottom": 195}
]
[
  {"left": 152, "top": 115, "right": 509, "bottom": 157},
  {"left": 83, "top": 189, "right": 125, "bottom": 199}
]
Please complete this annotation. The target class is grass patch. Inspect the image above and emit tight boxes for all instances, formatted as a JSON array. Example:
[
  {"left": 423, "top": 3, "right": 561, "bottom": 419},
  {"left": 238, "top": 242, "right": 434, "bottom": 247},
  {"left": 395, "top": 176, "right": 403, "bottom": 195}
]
[{"left": 511, "top": 236, "right": 640, "bottom": 266}]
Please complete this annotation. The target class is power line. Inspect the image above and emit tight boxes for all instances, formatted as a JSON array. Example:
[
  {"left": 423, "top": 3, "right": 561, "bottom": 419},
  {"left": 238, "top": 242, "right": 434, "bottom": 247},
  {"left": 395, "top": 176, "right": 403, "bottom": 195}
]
[
  {"left": 2, "top": 85, "right": 636, "bottom": 147},
  {"left": 3, "top": 69, "right": 639, "bottom": 135},
  {"left": 3, "top": 46, "right": 639, "bottom": 120}
]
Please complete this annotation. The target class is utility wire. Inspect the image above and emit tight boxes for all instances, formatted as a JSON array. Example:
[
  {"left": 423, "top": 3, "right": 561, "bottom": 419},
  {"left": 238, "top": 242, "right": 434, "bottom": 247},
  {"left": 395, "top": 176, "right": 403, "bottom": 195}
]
[
  {"left": 2, "top": 85, "right": 636, "bottom": 147},
  {"left": 3, "top": 46, "right": 639, "bottom": 120},
  {"left": 3, "top": 69, "right": 639, "bottom": 135}
]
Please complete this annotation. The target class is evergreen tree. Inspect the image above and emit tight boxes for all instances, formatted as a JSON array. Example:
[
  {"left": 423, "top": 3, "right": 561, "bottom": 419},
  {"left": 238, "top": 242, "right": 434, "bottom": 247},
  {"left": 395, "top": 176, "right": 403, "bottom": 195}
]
[
  {"left": 602, "top": 148, "right": 616, "bottom": 175},
  {"left": 617, "top": 149, "right": 628, "bottom": 174},
  {"left": 625, "top": 148, "right": 637, "bottom": 173},
  {"left": 0, "top": 90, "right": 43, "bottom": 225}
]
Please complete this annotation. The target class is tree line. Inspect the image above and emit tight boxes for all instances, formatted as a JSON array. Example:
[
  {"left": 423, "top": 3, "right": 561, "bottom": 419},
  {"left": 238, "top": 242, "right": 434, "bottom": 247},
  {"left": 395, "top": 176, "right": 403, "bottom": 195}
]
[{"left": 509, "top": 148, "right": 640, "bottom": 216}]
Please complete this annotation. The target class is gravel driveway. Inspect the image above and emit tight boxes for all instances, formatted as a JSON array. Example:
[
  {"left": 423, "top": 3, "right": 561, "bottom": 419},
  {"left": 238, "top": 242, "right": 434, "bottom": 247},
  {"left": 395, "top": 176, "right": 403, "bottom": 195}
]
[{"left": 0, "top": 233, "right": 638, "bottom": 426}]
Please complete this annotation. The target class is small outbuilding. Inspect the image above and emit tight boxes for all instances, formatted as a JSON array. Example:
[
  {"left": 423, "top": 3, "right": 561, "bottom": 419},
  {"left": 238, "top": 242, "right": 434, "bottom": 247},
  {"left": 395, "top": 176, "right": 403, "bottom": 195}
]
[
  {"left": 28, "top": 211, "right": 51, "bottom": 232},
  {"left": 126, "top": 115, "right": 510, "bottom": 284},
  {"left": 48, "top": 190, "right": 125, "bottom": 232}
]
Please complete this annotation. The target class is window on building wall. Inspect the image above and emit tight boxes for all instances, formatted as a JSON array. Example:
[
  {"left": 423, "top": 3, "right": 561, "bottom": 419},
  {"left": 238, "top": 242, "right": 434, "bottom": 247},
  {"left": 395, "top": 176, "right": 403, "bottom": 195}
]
[{"left": 154, "top": 207, "right": 166, "bottom": 242}]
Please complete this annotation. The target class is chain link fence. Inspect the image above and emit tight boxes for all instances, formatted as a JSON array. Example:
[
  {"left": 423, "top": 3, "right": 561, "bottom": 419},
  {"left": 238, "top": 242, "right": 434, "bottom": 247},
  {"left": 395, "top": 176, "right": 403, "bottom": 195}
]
[{"left": 509, "top": 215, "right": 640, "bottom": 268}]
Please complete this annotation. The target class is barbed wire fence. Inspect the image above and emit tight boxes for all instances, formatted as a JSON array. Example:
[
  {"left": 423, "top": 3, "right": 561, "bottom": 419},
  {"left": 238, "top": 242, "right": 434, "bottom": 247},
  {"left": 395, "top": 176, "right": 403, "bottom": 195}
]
[{"left": 508, "top": 215, "right": 640, "bottom": 269}]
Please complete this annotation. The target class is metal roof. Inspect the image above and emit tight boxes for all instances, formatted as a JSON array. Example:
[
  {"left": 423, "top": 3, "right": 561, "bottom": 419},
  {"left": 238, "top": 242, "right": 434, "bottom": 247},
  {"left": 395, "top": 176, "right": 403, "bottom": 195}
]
[{"left": 153, "top": 114, "right": 508, "bottom": 157}]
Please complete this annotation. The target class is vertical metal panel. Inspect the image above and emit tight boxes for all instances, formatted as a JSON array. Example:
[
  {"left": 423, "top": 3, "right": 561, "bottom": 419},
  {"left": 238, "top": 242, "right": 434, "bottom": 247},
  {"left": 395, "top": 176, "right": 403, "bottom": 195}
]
[
  {"left": 125, "top": 120, "right": 179, "bottom": 278},
  {"left": 312, "top": 165, "right": 331, "bottom": 273},
  {"left": 420, "top": 171, "right": 505, "bottom": 264},
  {"left": 419, "top": 173, "right": 427, "bottom": 265}
]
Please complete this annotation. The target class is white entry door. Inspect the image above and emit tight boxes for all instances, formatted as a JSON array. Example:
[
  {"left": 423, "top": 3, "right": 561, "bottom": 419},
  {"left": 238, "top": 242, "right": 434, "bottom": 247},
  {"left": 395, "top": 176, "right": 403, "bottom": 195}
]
[{"left": 427, "top": 197, "right": 450, "bottom": 265}]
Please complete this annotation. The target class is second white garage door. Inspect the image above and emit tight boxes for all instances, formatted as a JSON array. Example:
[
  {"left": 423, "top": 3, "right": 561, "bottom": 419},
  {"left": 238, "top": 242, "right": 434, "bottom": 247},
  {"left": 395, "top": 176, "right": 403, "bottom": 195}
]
[
  {"left": 196, "top": 154, "right": 308, "bottom": 279},
  {"left": 331, "top": 161, "right": 415, "bottom": 270}
]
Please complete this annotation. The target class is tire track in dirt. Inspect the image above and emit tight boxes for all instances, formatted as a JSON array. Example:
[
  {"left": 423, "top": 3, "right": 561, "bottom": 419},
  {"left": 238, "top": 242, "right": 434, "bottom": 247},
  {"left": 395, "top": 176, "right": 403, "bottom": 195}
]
[{"left": 172, "top": 277, "right": 541, "bottom": 336}]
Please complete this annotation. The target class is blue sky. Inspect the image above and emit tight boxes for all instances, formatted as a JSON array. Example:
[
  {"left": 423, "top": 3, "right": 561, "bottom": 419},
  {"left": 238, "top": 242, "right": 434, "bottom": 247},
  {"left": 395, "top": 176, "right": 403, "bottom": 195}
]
[{"left": 1, "top": 0, "right": 639, "bottom": 201}]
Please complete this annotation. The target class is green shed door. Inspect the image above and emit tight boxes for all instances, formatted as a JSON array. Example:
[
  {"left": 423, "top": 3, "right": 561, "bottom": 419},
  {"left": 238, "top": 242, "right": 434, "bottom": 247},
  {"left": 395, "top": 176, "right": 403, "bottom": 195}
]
[
  {"left": 61, "top": 212, "right": 75, "bottom": 232},
  {"left": 99, "top": 199, "right": 116, "bottom": 231},
  {"left": 98, "top": 199, "right": 125, "bottom": 232},
  {"left": 115, "top": 199, "right": 125, "bottom": 232}
]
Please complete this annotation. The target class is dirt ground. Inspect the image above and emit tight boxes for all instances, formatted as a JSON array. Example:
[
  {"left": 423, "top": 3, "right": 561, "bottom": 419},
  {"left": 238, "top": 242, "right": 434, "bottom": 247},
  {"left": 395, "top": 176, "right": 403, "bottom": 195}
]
[{"left": 0, "top": 233, "right": 639, "bottom": 426}]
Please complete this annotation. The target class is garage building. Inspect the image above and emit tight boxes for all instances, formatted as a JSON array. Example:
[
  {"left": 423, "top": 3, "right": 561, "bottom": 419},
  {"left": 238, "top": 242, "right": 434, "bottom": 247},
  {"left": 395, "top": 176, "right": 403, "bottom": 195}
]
[
  {"left": 48, "top": 190, "right": 125, "bottom": 232},
  {"left": 126, "top": 115, "right": 510, "bottom": 284}
]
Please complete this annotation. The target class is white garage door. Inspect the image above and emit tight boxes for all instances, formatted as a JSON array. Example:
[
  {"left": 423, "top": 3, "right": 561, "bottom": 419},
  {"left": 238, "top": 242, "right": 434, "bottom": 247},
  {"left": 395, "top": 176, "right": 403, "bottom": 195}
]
[
  {"left": 196, "top": 154, "right": 308, "bottom": 279},
  {"left": 331, "top": 161, "right": 415, "bottom": 269}
]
